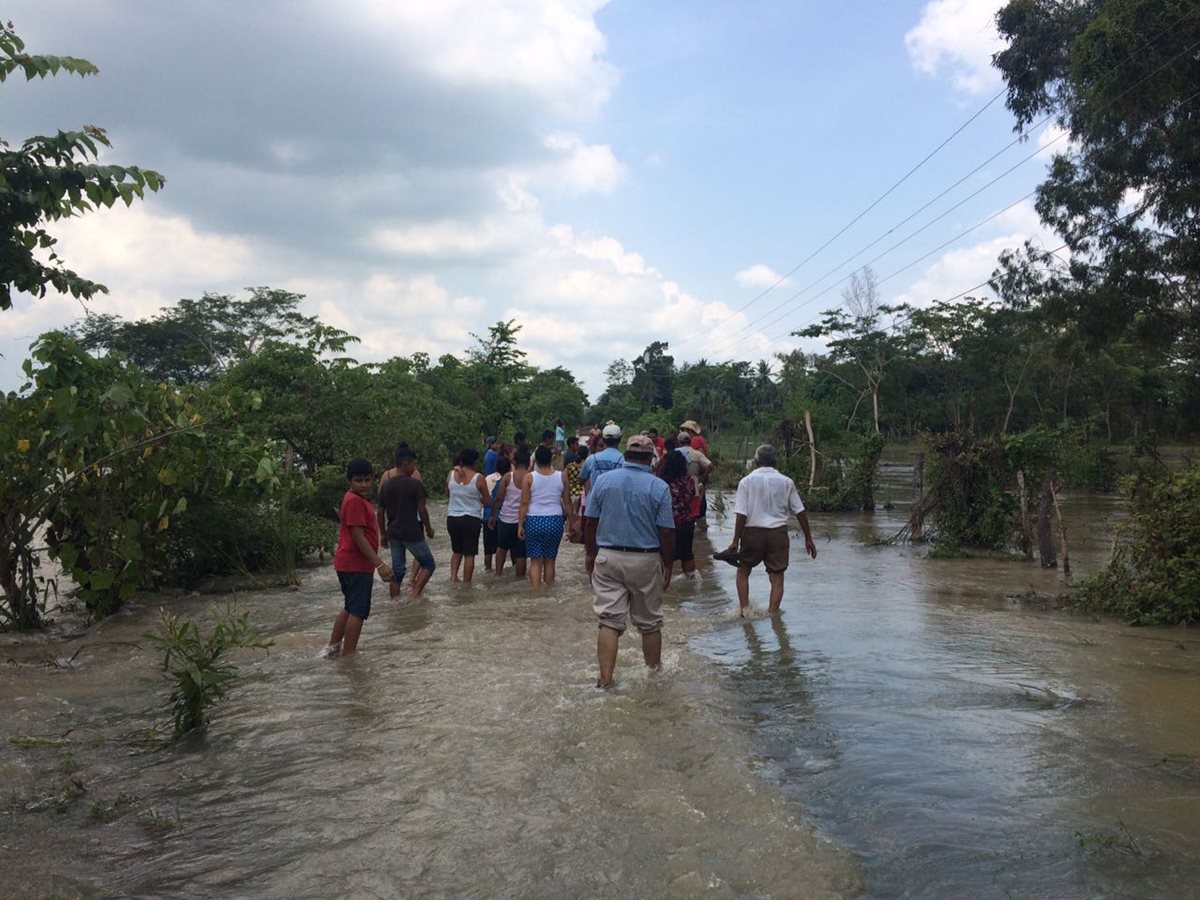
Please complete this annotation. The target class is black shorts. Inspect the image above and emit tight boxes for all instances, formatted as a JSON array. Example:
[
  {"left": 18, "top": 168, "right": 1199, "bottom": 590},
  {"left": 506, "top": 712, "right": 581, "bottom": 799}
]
[
  {"left": 337, "top": 571, "right": 373, "bottom": 620},
  {"left": 446, "top": 515, "right": 482, "bottom": 556},
  {"left": 673, "top": 519, "right": 695, "bottom": 562},
  {"left": 496, "top": 520, "right": 526, "bottom": 559},
  {"left": 482, "top": 518, "right": 498, "bottom": 555}
]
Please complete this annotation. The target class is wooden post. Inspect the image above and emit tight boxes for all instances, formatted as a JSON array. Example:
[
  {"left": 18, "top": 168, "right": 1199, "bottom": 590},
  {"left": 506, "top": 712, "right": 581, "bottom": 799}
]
[
  {"left": 912, "top": 453, "right": 925, "bottom": 541},
  {"left": 804, "top": 410, "right": 817, "bottom": 489},
  {"left": 1038, "top": 469, "right": 1057, "bottom": 569},
  {"left": 1050, "top": 479, "right": 1070, "bottom": 576},
  {"left": 1016, "top": 470, "right": 1033, "bottom": 560}
]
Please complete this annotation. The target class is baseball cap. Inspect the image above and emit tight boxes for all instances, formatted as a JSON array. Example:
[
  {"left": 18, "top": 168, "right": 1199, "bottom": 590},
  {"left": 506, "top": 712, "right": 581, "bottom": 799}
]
[
  {"left": 676, "top": 431, "right": 692, "bottom": 443},
  {"left": 602, "top": 423, "right": 622, "bottom": 439},
  {"left": 485, "top": 435, "right": 497, "bottom": 445},
  {"left": 625, "top": 434, "right": 654, "bottom": 454}
]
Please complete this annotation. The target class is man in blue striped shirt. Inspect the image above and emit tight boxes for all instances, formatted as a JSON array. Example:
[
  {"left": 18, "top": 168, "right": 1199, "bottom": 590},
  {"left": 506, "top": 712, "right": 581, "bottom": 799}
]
[
  {"left": 577, "top": 421, "right": 626, "bottom": 494},
  {"left": 584, "top": 434, "right": 675, "bottom": 688}
]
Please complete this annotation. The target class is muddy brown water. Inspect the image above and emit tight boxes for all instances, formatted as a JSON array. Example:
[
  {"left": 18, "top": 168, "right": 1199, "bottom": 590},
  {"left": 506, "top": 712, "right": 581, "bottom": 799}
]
[{"left": 2, "top": 485, "right": 1199, "bottom": 898}]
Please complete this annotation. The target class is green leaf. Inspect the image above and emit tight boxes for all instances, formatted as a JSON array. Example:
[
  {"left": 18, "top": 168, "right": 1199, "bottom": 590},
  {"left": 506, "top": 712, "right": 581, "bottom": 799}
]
[{"left": 89, "top": 571, "right": 115, "bottom": 591}]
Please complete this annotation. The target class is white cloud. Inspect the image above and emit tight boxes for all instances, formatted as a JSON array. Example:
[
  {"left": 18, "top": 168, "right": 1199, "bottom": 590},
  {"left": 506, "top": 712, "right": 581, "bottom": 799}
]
[
  {"left": 887, "top": 200, "right": 1057, "bottom": 309},
  {"left": 905, "top": 0, "right": 1006, "bottom": 94},
  {"left": 351, "top": 0, "right": 617, "bottom": 117},
  {"left": 371, "top": 212, "right": 542, "bottom": 260},
  {"left": 541, "top": 133, "right": 628, "bottom": 195},
  {"left": 735, "top": 264, "right": 789, "bottom": 289}
]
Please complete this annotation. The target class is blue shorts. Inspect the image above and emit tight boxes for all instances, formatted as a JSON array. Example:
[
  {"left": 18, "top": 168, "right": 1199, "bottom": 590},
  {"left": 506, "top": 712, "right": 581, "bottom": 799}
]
[
  {"left": 337, "top": 571, "right": 373, "bottom": 620},
  {"left": 389, "top": 540, "right": 436, "bottom": 581},
  {"left": 524, "top": 515, "right": 564, "bottom": 559}
]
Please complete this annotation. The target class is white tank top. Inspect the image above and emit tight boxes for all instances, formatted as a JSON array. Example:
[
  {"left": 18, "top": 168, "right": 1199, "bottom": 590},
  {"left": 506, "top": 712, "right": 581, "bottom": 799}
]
[
  {"left": 447, "top": 471, "right": 483, "bottom": 518},
  {"left": 499, "top": 470, "right": 525, "bottom": 524},
  {"left": 528, "top": 469, "right": 564, "bottom": 517}
]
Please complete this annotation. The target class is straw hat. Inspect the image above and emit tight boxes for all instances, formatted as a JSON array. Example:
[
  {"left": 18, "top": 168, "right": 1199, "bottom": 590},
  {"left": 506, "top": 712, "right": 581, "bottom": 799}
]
[{"left": 679, "top": 419, "right": 701, "bottom": 433}]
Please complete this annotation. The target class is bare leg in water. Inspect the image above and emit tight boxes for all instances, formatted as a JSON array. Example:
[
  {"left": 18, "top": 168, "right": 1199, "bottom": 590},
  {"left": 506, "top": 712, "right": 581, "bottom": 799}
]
[{"left": 328, "top": 611, "right": 364, "bottom": 655}]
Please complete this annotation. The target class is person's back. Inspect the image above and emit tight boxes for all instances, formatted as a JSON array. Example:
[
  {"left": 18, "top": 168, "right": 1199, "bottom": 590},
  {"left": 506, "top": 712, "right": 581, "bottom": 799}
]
[
  {"left": 499, "top": 466, "right": 526, "bottom": 523},
  {"left": 736, "top": 465, "right": 802, "bottom": 527},
  {"left": 379, "top": 474, "right": 426, "bottom": 543},
  {"left": 528, "top": 468, "right": 565, "bottom": 516},
  {"left": 589, "top": 462, "right": 672, "bottom": 549},
  {"left": 447, "top": 469, "right": 484, "bottom": 518},
  {"left": 582, "top": 445, "right": 624, "bottom": 484}
]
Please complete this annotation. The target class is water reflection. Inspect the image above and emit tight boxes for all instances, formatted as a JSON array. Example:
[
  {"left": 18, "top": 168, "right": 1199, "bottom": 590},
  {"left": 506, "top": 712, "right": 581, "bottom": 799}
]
[{"left": 694, "top": 493, "right": 1200, "bottom": 898}]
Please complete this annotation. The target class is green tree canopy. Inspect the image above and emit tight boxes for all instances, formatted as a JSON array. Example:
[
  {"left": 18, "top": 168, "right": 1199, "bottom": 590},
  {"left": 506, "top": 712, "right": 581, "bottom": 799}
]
[
  {"left": 1, "top": 22, "right": 164, "bottom": 309},
  {"left": 992, "top": 0, "right": 1200, "bottom": 363},
  {"left": 70, "top": 288, "right": 355, "bottom": 384}
]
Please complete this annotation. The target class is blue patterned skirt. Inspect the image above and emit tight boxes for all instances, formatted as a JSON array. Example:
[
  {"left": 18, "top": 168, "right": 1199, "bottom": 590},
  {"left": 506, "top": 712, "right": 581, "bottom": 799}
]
[{"left": 524, "top": 515, "right": 565, "bottom": 559}]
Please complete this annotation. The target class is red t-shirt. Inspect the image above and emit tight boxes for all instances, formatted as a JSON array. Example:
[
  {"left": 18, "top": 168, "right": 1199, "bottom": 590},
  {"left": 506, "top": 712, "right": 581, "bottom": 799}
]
[
  {"left": 334, "top": 490, "right": 379, "bottom": 573},
  {"left": 690, "top": 434, "right": 709, "bottom": 457}
]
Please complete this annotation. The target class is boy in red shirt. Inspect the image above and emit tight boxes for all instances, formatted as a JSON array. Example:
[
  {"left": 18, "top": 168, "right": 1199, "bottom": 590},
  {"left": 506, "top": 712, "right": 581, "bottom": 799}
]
[{"left": 327, "top": 458, "right": 392, "bottom": 656}]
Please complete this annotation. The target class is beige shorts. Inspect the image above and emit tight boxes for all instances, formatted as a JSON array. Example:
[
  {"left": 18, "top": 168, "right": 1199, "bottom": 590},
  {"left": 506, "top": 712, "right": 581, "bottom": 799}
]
[
  {"left": 739, "top": 526, "right": 790, "bottom": 573},
  {"left": 592, "top": 550, "right": 664, "bottom": 634}
]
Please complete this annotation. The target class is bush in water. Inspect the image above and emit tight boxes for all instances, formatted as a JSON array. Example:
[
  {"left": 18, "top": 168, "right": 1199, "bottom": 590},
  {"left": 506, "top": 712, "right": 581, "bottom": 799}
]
[
  {"left": 144, "top": 604, "right": 273, "bottom": 740},
  {"left": 921, "top": 433, "right": 1018, "bottom": 551},
  {"left": 1074, "top": 464, "right": 1200, "bottom": 625},
  {"left": 163, "top": 499, "right": 334, "bottom": 585},
  {"left": 0, "top": 334, "right": 275, "bottom": 628}
]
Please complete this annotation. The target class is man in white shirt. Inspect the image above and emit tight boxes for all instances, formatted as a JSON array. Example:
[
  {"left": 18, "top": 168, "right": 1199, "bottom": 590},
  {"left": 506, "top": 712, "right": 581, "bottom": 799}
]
[{"left": 714, "top": 444, "right": 817, "bottom": 616}]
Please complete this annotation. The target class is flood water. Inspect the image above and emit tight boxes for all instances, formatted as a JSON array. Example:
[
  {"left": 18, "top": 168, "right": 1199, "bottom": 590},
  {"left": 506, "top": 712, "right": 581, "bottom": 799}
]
[{"left": 3, "top": 477, "right": 1199, "bottom": 898}]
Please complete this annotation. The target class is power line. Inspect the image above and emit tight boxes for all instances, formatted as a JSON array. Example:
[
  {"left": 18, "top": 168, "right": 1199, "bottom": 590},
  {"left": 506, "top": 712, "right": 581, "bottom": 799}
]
[
  {"left": 677, "top": 87, "right": 1008, "bottom": 346},
  {"left": 706, "top": 79, "right": 1200, "bottom": 364},
  {"left": 691, "top": 31, "right": 1200, "bottom": 363}
]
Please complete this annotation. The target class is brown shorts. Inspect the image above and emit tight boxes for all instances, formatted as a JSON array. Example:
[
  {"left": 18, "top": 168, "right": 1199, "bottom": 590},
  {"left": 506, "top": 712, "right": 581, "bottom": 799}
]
[{"left": 738, "top": 526, "right": 789, "bottom": 573}]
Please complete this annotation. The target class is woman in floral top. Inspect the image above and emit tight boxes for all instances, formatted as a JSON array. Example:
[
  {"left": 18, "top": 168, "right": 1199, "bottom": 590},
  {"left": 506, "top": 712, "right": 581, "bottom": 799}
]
[{"left": 659, "top": 445, "right": 697, "bottom": 578}]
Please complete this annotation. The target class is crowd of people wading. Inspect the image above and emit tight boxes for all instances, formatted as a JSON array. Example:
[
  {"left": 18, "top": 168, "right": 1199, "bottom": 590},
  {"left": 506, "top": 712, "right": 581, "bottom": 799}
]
[{"left": 324, "top": 419, "right": 816, "bottom": 688}]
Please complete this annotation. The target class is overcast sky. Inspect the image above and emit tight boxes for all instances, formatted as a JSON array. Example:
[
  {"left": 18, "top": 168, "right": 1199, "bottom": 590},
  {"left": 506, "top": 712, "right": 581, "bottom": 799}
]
[{"left": 2, "top": 0, "right": 1059, "bottom": 400}]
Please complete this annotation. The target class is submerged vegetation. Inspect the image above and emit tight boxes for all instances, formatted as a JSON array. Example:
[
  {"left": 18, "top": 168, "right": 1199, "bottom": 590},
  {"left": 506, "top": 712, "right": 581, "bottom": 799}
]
[
  {"left": 1075, "top": 466, "right": 1200, "bottom": 626},
  {"left": 144, "top": 604, "right": 273, "bottom": 740}
]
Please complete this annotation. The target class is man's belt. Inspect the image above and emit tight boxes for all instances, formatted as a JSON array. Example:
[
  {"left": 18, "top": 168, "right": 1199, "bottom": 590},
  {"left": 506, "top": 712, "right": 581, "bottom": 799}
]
[{"left": 599, "top": 545, "right": 660, "bottom": 553}]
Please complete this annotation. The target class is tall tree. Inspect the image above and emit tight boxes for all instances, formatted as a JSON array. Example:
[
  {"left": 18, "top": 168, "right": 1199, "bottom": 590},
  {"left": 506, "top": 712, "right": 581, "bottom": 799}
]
[
  {"left": 796, "top": 268, "right": 908, "bottom": 434},
  {"left": 631, "top": 341, "right": 676, "bottom": 410},
  {"left": 992, "top": 0, "right": 1200, "bottom": 367},
  {"left": 1, "top": 23, "right": 164, "bottom": 309},
  {"left": 71, "top": 288, "right": 353, "bottom": 383}
]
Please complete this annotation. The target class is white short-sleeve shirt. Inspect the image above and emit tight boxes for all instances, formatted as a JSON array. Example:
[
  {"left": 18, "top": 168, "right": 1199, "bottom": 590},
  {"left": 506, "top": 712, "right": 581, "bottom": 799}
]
[{"left": 733, "top": 466, "right": 805, "bottom": 528}]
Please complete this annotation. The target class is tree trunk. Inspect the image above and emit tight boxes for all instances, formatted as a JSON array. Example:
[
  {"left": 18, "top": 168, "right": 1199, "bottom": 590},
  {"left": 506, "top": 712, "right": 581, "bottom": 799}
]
[
  {"left": 912, "top": 453, "right": 925, "bottom": 541},
  {"left": 1050, "top": 480, "right": 1070, "bottom": 576},
  {"left": 804, "top": 410, "right": 818, "bottom": 489},
  {"left": 1061, "top": 363, "right": 1074, "bottom": 422},
  {"left": 1016, "top": 470, "right": 1033, "bottom": 560},
  {"left": 871, "top": 382, "right": 881, "bottom": 434},
  {"left": 1038, "top": 470, "right": 1057, "bottom": 569}
]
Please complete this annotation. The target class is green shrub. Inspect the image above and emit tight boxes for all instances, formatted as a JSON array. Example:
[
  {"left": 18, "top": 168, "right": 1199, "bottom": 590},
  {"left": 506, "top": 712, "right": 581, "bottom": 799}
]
[
  {"left": 1074, "top": 465, "right": 1200, "bottom": 625},
  {"left": 306, "top": 464, "right": 348, "bottom": 521},
  {"left": 164, "top": 499, "right": 335, "bottom": 583},
  {"left": 784, "top": 432, "right": 884, "bottom": 512},
  {"left": 922, "top": 432, "right": 1018, "bottom": 551},
  {"left": 144, "top": 604, "right": 273, "bottom": 740}
]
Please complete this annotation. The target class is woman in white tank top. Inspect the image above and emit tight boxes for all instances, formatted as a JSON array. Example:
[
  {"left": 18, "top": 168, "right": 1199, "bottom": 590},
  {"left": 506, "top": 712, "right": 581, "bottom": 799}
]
[
  {"left": 488, "top": 448, "right": 530, "bottom": 579},
  {"left": 518, "top": 444, "right": 574, "bottom": 588},
  {"left": 445, "top": 448, "right": 490, "bottom": 583}
]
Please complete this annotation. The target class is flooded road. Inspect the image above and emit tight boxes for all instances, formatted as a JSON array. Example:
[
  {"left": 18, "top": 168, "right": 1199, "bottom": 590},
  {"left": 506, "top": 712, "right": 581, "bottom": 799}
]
[{"left": 3, "top": 489, "right": 1199, "bottom": 898}]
